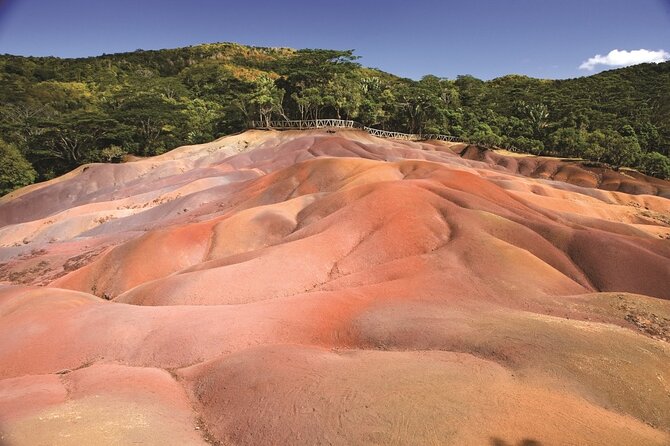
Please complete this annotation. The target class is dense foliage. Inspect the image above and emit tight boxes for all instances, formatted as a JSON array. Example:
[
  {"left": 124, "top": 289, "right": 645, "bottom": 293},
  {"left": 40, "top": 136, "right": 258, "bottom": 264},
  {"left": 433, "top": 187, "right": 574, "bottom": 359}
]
[
  {"left": 1, "top": 42, "right": 669, "bottom": 193},
  {"left": 0, "top": 139, "right": 36, "bottom": 195}
]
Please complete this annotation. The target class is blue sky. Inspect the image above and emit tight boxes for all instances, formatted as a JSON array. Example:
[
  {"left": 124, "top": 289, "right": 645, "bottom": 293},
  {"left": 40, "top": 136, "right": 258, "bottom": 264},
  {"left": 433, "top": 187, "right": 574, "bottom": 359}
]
[{"left": 0, "top": 0, "right": 668, "bottom": 80}]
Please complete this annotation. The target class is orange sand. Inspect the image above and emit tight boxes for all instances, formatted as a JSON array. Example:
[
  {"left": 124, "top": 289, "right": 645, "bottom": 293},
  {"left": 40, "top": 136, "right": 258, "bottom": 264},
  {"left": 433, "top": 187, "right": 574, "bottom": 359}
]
[{"left": 1, "top": 129, "right": 669, "bottom": 445}]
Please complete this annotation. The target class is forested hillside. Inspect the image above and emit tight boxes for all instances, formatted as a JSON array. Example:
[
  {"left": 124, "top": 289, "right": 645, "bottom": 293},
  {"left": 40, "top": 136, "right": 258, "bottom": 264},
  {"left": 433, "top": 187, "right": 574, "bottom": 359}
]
[{"left": 1, "top": 42, "right": 669, "bottom": 194}]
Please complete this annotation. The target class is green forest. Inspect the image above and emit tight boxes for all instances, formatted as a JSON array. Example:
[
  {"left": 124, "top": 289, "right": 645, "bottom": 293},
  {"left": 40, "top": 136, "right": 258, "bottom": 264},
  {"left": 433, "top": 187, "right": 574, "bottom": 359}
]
[{"left": 2, "top": 42, "right": 670, "bottom": 194}]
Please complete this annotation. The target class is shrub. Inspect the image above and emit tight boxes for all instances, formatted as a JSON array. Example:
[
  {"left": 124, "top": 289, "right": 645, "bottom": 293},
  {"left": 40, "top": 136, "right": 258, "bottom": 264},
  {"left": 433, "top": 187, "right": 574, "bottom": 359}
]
[
  {"left": 0, "top": 140, "right": 37, "bottom": 196},
  {"left": 509, "top": 136, "right": 544, "bottom": 155},
  {"left": 639, "top": 152, "right": 670, "bottom": 179},
  {"left": 99, "top": 145, "right": 128, "bottom": 163}
]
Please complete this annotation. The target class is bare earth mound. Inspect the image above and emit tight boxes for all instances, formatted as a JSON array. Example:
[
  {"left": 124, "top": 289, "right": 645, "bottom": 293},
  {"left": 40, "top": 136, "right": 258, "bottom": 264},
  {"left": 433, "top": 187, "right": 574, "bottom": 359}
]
[{"left": 1, "top": 129, "right": 669, "bottom": 445}]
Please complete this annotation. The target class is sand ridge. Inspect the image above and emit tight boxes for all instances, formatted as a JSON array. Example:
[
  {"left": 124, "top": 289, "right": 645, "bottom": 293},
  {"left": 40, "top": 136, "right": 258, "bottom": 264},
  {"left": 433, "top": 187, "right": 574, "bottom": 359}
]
[{"left": 0, "top": 129, "right": 669, "bottom": 445}]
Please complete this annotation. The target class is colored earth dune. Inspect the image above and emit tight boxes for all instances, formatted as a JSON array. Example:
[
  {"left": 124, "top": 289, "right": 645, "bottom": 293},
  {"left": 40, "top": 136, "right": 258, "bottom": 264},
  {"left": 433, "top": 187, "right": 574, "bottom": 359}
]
[{"left": 1, "top": 129, "right": 669, "bottom": 445}]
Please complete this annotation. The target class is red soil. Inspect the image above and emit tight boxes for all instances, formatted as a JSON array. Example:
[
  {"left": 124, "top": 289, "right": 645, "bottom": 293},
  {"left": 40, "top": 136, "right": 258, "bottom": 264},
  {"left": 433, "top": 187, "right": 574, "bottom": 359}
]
[{"left": 1, "top": 129, "right": 669, "bottom": 445}]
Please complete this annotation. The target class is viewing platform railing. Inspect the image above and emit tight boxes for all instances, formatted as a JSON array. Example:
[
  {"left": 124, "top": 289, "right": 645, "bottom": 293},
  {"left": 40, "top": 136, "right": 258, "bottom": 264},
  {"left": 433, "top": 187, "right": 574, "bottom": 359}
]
[{"left": 249, "top": 119, "right": 465, "bottom": 143}]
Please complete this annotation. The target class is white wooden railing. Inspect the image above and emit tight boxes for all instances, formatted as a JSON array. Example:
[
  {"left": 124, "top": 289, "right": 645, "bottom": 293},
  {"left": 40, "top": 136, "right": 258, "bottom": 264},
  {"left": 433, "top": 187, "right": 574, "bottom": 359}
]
[{"left": 249, "top": 119, "right": 464, "bottom": 143}]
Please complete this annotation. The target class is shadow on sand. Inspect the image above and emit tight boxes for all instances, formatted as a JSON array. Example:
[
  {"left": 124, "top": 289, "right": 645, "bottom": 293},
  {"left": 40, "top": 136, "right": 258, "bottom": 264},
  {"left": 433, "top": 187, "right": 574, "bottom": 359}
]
[{"left": 490, "top": 438, "right": 542, "bottom": 446}]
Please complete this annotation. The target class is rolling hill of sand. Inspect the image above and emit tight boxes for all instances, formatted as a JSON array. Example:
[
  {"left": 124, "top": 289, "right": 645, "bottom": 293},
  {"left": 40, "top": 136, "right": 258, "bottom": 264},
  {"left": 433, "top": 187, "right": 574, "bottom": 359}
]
[{"left": 1, "top": 129, "right": 669, "bottom": 445}]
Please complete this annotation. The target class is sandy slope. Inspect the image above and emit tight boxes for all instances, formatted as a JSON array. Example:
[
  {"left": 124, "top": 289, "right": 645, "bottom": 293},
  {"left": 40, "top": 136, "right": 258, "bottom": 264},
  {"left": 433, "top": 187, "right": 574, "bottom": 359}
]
[{"left": 1, "top": 129, "right": 669, "bottom": 445}]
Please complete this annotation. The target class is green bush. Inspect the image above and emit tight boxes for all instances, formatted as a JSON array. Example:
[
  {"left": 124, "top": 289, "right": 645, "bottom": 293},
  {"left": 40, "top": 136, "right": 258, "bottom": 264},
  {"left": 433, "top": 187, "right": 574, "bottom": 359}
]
[
  {"left": 639, "top": 152, "right": 670, "bottom": 179},
  {"left": 0, "top": 140, "right": 37, "bottom": 196},
  {"left": 99, "top": 145, "right": 128, "bottom": 163},
  {"left": 509, "top": 136, "right": 544, "bottom": 155}
]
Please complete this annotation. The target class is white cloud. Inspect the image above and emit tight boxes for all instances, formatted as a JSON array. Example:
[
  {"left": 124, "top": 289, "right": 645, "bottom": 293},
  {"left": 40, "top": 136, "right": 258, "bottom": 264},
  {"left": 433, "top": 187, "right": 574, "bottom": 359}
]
[{"left": 579, "top": 48, "right": 670, "bottom": 70}]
